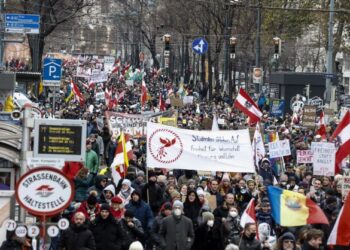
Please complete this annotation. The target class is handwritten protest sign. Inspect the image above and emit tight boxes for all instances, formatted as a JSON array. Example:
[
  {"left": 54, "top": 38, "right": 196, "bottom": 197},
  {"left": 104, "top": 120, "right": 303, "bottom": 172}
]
[
  {"left": 268, "top": 139, "right": 291, "bottom": 158},
  {"left": 311, "top": 142, "right": 336, "bottom": 176},
  {"left": 302, "top": 105, "right": 316, "bottom": 128},
  {"left": 342, "top": 170, "right": 350, "bottom": 201},
  {"left": 296, "top": 150, "right": 313, "bottom": 164}
]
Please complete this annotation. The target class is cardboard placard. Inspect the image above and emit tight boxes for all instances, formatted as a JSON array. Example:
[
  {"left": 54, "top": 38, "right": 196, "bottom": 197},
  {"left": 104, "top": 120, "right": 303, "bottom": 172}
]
[
  {"left": 302, "top": 105, "right": 316, "bottom": 128},
  {"left": 170, "top": 97, "right": 183, "bottom": 107}
]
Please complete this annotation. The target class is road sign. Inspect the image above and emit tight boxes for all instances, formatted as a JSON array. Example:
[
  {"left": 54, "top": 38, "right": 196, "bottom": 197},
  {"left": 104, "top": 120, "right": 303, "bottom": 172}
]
[
  {"left": 33, "top": 119, "right": 87, "bottom": 162},
  {"left": 5, "top": 14, "right": 40, "bottom": 34},
  {"left": 43, "top": 58, "right": 62, "bottom": 85},
  {"left": 324, "top": 73, "right": 336, "bottom": 79},
  {"left": 15, "top": 167, "right": 74, "bottom": 217},
  {"left": 192, "top": 38, "right": 208, "bottom": 55},
  {"left": 27, "top": 158, "right": 65, "bottom": 169}
]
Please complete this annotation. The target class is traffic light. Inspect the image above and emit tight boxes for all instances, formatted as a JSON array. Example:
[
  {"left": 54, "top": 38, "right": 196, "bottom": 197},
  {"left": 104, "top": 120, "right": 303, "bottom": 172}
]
[
  {"left": 229, "top": 36, "right": 237, "bottom": 59},
  {"left": 163, "top": 34, "right": 171, "bottom": 51}
]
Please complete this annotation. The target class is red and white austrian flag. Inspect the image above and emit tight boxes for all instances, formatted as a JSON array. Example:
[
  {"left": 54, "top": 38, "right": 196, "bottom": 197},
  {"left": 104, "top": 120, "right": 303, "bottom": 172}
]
[{"left": 234, "top": 88, "right": 262, "bottom": 124}]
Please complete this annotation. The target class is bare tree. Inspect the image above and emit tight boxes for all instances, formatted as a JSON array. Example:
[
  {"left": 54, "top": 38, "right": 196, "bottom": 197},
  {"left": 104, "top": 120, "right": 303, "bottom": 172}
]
[{"left": 9, "top": 0, "right": 95, "bottom": 70}]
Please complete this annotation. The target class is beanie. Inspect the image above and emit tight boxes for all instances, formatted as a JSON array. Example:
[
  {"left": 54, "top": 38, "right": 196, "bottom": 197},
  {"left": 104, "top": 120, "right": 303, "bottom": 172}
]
[
  {"left": 148, "top": 170, "right": 156, "bottom": 178},
  {"left": 202, "top": 211, "right": 214, "bottom": 222},
  {"left": 136, "top": 170, "right": 145, "bottom": 178},
  {"left": 100, "top": 203, "right": 110, "bottom": 212},
  {"left": 122, "top": 179, "right": 131, "bottom": 187},
  {"left": 281, "top": 232, "right": 296, "bottom": 241},
  {"left": 124, "top": 209, "right": 135, "bottom": 218},
  {"left": 87, "top": 194, "right": 97, "bottom": 205},
  {"left": 129, "top": 241, "right": 143, "bottom": 250},
  {"left": 111, "top": 196, "right": 123, "bottom": 204},
  {"left": 160, "top": 202, "right": 172, "bottom": 212},
  {"left": 157, "top": 175, "right": 167, "bottom": 184},
  {"left": 196, "top": 189, "right": 205, "bottom": 197},
  {"left": 173, "top": 200, "right": 184, "bottom": 210}
]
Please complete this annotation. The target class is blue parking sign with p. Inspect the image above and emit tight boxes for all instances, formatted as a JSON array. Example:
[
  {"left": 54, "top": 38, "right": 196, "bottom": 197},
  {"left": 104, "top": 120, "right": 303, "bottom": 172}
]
[{"left": 43, "top": 58, "right": 62, "bottom": 82}]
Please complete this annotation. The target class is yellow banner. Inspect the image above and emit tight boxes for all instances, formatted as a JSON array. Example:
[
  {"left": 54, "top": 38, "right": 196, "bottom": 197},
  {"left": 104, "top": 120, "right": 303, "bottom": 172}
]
[{"left": 159, "top": 117, "right": 177, "bottom": 127}]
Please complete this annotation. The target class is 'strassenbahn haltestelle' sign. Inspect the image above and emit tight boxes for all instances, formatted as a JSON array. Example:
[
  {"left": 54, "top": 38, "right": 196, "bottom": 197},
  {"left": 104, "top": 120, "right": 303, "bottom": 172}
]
[
  {"left": 33, "top": 119, "right": 87, "bottom": 161},
  {"left": 16, "top": 167, "right": 74, "bottom": 216}
]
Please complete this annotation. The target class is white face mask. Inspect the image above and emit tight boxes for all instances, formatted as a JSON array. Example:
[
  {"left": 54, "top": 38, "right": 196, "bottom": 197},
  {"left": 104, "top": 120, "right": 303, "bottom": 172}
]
[
  {"left": 207, "top": 220, "right": 214, "bottom": 227},
  {"left": 229, "top": 211, "right": 238, "bottom": 218},
  {"left": 174, "top": 208, "right": 182, "bottom": 216}
]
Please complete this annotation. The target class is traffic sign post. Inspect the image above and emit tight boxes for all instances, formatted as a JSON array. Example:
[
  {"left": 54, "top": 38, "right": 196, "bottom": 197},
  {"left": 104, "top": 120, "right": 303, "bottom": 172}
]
[
  {"left": 192, "top": 38, "right": 209, "bottom": 55},
  {"left": 5, "top": 14, "right": 40, "bottom": 34},
  {"left": 43, "top": 58, "right": 62, "bottom": 85},
  {"left": 43, "top": 58, "right": 62, "bottom": 113}
]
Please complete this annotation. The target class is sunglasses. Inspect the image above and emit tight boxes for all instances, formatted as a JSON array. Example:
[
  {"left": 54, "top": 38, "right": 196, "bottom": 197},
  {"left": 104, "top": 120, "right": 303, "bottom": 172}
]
[{"left": 283, "top": 240, "right": 294, "bottom": 244}]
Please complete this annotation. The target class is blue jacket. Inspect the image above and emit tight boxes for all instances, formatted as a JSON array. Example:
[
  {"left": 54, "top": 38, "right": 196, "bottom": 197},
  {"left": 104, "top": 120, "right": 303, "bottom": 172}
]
[{"left": 125, "top": 199, "right": 154, "bottom": 232}]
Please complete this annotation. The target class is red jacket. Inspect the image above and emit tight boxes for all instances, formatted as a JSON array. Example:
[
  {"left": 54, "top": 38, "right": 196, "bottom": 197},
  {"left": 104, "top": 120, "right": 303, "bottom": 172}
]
[{"left": 76, "top": 201, "right": 100, "bottom": 220}]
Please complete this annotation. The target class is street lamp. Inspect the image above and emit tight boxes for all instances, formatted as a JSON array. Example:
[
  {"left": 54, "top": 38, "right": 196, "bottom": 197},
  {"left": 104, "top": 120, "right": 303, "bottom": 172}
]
[
  {"left": 229, "top": 36, "right": 237, "bottom": 59},
  {"left": 163, "top": 34, "right": 171, "bottom": 71},
  {"left": 273, "top": 36, "right": 281, "bottom": 59}
]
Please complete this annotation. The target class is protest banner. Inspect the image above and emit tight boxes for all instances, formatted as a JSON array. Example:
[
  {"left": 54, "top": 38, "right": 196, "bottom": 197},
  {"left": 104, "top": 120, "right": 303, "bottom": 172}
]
[
  {"left": 311, "top": 142, "right": 336, "bottom": 176},
  {"left": 103, "top": 56, "right": 115, "bottom": 73},
  {"left": 95, "top": 91, "right": 105, "bottom": 101},
  {"left": 159, "top": 117, "right": 177, "bottom": 127},
  {"left": 146, "top": 122, "right": 255, "bottom": 173},
  {"left": 125, "top": 80, "right": 134, "bottom": 86},
  {"left": 105, "top": 112, "right": 147, "bottom": 138},
  {"left": 76, "top": 66, "right": 91, "bottom": 78},
  {"left": 302, "top": 105, "right": 316, "bottom": 128},
  {"left": 268, "top": 139, "right": 291, "bottom": 158},
  {"left": 90, "top": 71, "right": 108, "bottom": 83},
  {"left": 296, "top": 150, "right": 313, "bottom": 164},
  {"left": 342, "top": 170, "right": 350, "bottom": 201},
  {"left": 270, "top": 99, "right": 285, "bottom": 117},
  {"left": 183, "top": 96, "right": 194, "bottom": 105}
]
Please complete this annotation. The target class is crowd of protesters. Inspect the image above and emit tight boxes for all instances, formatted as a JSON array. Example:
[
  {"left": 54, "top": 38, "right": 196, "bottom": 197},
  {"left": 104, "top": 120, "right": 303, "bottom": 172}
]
[{"left": 1, "top": 55, "right": 349, "bottom": 250}]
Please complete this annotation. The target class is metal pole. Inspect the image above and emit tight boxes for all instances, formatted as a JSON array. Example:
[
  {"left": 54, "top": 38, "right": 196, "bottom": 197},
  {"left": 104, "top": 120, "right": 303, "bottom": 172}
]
[
  {"left": 255, "top": 0, "right": 261, "bottom": 68},
  {"left": 325, "top": 0, "right": 334, "bottom": 104},
  {"left": 19, "top": 104, "right": 32, "bottom": 222},
  {"left": 0, "top": 0, "right": 4, "bottom": 68},
  {"left": 52, "top": 85, "right": 56, "bottom": 115}
]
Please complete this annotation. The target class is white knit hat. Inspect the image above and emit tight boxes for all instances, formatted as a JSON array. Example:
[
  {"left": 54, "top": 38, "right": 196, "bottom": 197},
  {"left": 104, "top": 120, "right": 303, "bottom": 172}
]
[{"left": 129, "top": 241, "right": 143, "bottom": 250}]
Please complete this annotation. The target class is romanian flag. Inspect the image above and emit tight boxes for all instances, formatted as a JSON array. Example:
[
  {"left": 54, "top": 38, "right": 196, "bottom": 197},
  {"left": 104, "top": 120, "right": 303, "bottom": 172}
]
[{"left": 268, "top": 186, "right": 328, "bottom": 227}]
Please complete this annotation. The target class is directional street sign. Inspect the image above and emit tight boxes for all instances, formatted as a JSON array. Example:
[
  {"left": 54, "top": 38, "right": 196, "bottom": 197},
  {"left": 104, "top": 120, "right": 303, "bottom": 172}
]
[
  {"left": 192, "top": 38, "right": 209, "bottom": 55},
  {"left": 43, "top": 58, "right": 62, "bottom": 85},
  {"left": 324, "top": 73, "right": 336, "bottom": 79},
  {"left": 5, "top": 14, "right": 40, "bottom": 34}
]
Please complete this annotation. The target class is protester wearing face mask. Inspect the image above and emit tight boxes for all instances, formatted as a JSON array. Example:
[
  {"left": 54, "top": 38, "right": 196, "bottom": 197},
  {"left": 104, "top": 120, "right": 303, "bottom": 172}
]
[
  {"left": 224, "top": 207, "right": 241, "bottom": 246},
  {"left": 239, "top": 223, "right": 260, "bottom": 250},
  {"left": 193, "top": 211, "right": 221, "bottom": 250},
  {"left": 159, "top": 200, "right": 194, "bottom": 250}
]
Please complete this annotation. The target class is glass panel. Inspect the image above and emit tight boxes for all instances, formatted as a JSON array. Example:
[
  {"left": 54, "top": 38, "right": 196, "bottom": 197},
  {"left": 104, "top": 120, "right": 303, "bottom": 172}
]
[{"left": 0, "top": 172, "right": 11, "bottom": 190}]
